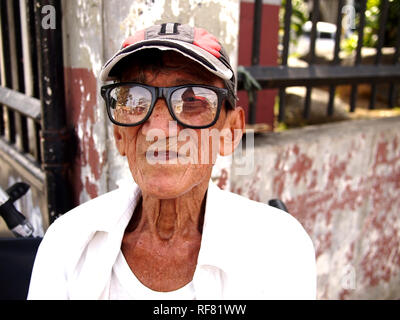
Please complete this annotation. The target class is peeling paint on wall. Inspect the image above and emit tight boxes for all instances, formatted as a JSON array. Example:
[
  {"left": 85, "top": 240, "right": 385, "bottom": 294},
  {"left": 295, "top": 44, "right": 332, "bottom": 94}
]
[
  {"left": 64, "top": 68, "right": 108, "bottom": 204},
  {"left": 231, "top": 117, "right": 400, "bottom": 299},
  {"left": 63, "top": 0, "right": 109, "bottom": 204}
]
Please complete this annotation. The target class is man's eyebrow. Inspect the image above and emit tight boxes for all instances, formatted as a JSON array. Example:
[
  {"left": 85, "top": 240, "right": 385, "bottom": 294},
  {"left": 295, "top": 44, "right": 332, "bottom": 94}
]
[
  {"left": 125, "top": 76, "right": 145, "bottom": 83},
  {"left": 120, "top": 70, "right": 147, "bottom": 83},
  {"left": 174, "top": 77, "right": 209, "bottom": 85}
]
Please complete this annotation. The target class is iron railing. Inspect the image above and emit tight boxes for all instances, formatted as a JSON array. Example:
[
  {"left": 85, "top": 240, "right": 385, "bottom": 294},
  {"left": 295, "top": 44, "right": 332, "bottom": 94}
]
[
  {"left": 0, "top": 0, "right": 71, "bottom": 225},
  {"left": 238, "top": 0, "right": 400, "bottom": 124}
]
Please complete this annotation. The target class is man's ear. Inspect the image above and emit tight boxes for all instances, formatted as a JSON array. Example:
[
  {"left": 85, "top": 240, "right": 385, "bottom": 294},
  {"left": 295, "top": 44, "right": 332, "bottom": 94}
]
[
  {"left": 219, "top": 106, "right": 245, "bottom": 157},
  {"left": 113, "top": 125, "right": 126, "bottom": 156}
]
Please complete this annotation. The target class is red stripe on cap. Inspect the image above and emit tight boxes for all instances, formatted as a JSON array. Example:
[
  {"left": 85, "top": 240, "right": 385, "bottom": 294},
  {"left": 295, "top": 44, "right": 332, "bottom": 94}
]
[
  {"left": 122, "top": 29, "right": 145, "bottom": 48},
  {"left": 193, "top": 28, "right": 221, "bottom": 58}
]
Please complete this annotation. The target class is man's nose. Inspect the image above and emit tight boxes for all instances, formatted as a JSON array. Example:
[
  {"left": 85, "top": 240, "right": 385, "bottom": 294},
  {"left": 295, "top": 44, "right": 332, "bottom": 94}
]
[{"left": 141, "top": 99, "right": 176, "bottom": 136}]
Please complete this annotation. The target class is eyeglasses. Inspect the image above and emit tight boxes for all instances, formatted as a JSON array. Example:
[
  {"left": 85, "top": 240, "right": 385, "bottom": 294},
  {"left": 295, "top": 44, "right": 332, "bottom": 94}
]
[{"left": 101, "top": 82, "right": 228, "bottom": 129}]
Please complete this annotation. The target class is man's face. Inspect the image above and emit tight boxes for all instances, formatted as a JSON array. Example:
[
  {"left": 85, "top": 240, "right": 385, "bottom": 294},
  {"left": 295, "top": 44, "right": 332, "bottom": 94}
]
[{"left": 113, "top": 52, "right": 240, "bottom": 199}]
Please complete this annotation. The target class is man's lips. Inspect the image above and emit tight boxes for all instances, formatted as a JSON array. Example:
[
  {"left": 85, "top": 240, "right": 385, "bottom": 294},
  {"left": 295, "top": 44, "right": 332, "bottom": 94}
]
[{"left": 145, "top": 150, "right": 181, "bottom": 161}]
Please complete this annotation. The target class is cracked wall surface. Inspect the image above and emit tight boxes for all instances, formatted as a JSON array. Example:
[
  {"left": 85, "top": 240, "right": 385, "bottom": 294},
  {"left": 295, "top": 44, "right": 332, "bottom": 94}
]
[{"left": 231, "top": 117, "right": 400, "bottom": 299}]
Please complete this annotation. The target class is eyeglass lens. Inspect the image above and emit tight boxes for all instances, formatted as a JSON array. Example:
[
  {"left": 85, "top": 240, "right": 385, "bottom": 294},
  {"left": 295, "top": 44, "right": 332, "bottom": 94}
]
[
  {"left": 111, "top": 86, "right": 152, "bottom": 124},
  {"left": 109, "top": 85, "right": 219, "bottom": 127}
]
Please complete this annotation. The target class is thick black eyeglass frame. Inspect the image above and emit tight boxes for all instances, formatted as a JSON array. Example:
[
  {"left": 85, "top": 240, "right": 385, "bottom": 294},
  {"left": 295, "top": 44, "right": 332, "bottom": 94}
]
[{"left": 101, "top": 82, "right": 229, "bottom": 129}]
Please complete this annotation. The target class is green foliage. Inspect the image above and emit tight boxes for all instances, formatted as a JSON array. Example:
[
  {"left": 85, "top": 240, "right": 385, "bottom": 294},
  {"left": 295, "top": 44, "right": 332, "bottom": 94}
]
[
  {"left": 279, "top": 0, "right": 308, "bottom": 45},
  {"left": 384, "top": 0, "right": 400, "bottom": 46},
  {"left": 342, "top": 33, "right": 359, "bottom": 53},
  {"left": 237, "top": 66, "right": 262, "bottom": 105},
  {"left": 360, "top": 0, "right": 399, "bottom": 48},
  {"left": 364, "top": 0, "right": 383, "bottom": 47},
  {"left": 342, "top": 0, "right": 400, "bottom": 51}
]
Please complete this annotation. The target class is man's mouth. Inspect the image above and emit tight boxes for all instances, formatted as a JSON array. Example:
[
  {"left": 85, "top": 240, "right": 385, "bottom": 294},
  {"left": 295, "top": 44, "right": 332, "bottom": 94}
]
[{"left": 146, "top": 150, "right": 180, "bottom": 162}]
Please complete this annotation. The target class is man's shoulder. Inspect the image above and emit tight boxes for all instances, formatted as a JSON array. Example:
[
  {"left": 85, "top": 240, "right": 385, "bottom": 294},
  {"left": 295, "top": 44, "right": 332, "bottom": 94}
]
[
  {"left": 208, "top": 184, "right": 316, "bottom": 299},
  {"left": 211, "top": 183, "right": 303, "bottom": 228},
  {"left": 53, "top": 188, "right": 123, "bottom": 228},
  {"left": 210, "top": 183, "right": 314, "bottom": 250},
  {"left": 46, "top": 183, "right": 138, "bottom": 240}
]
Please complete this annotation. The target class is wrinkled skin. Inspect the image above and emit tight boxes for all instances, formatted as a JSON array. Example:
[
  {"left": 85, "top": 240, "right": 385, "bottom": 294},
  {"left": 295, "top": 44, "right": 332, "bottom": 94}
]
[{"left": 113, "top": 52, "right": 245, "bottom": 292}]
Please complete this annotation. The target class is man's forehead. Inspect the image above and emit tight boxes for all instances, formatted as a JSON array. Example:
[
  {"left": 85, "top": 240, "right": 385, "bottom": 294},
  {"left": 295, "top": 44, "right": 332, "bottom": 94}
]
[
  {"left": 160, "top": 51, "right": 194, "bottom": 67},
  {"left": 119, "top": 50, "right": 223, "bottom": 85}
]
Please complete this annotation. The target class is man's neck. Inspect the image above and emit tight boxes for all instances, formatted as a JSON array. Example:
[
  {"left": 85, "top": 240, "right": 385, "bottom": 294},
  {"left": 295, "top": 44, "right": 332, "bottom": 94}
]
[
  {"left": 127, "top": 177, "right": 209, "bottom": 242},
  {"left": 121, "top": 176, "right": 210, "bottom": 291}
]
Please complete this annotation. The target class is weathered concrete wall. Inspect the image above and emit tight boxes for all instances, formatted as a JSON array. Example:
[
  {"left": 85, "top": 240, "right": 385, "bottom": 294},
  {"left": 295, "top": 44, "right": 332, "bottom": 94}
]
[
  {"left": 230, "top": 117, "right": 400, "bottom": 299},
  {"left": 61, "top": 0, "right": 240, "bottom": 205},
  {"left": 62, "top": 0, "right": 108, "bottom": 206}
]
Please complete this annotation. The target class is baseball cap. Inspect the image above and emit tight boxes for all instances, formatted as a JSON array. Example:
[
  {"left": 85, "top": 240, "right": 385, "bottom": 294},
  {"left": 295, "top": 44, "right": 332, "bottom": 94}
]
[{"left": 99, "top": 22, "right": 237, "bottom": 108}]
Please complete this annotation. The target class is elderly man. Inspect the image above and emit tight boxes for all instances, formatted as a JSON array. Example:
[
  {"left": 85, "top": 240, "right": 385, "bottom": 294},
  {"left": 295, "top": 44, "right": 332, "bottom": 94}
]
[{"left": 28, "top": 23, "right": 316, "bottom": 300}]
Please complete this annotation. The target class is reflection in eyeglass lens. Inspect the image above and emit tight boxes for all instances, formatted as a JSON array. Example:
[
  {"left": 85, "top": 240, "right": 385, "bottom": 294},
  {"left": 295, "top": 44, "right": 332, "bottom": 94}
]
[
  {"left": 109, "top": 85, "right": 219, "bottom": 126},
  {"left": 172, "top": 87, "right": 218, "bottom": 126},
  {"left": 111, "top": 86, "right": 151, "bottom": 123}
]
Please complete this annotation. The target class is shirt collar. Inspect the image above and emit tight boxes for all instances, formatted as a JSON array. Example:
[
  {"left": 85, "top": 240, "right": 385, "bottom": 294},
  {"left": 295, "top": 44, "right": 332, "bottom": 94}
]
[
  {"left": 95, "top": 178, "right": 230, "bottom": 273},
  {"left": 196, "top": 180, "right": 232, "bottom": 274},
  {"left": 94, "top": 178, "right": 142, "bottom": 233}
]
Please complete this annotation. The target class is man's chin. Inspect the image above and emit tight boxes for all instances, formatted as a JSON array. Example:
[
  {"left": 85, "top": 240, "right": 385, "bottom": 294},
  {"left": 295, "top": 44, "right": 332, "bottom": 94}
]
[
  {"left": 136, "top": 169, "right": 190, "bottom": 198},
  {"left": 133, "top": 162, "right": 212, "bottom": 199},
  {"left": 140, "top": 181, "right": 189, "bottom": 199}
]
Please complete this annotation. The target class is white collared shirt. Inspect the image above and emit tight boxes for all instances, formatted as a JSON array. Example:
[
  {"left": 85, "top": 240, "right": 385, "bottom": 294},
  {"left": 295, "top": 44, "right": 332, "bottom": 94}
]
[
  {"left": 109, "top": 251, "right": 195, "bottom": 299},
  {"left": 28, "top": 180, "right": 316, "bottom": 300}
]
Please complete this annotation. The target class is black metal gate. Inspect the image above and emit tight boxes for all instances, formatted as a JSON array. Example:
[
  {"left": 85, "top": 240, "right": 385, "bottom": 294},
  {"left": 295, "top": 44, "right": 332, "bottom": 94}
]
[
  {"left": 0, "top": 0, "right": 71, "bottom": 228},
  {"left": 238, "top": 0, "right": 400, "bottom": 124}
]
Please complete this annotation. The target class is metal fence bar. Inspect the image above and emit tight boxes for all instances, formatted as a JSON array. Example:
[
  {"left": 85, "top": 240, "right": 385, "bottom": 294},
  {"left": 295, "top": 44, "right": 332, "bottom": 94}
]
[
  {"left": 369, "top": 0, "right": 389, "bottom": 110},
  {"left": 0, "top": 3, "right": 4, "bottom": 137},
  {"left": 239, "top": 0, "right": 400, "bottom": 125},
  {"left": 6, "top": 0, "right": 21, "bottom": 91},
  {"left": 248, "top": 0, "right": 263, "bottom": 125},
  {"left": 4, "top": 93, "right": 17, "bottom": 145},
  {"left": 27, "top": 0, "right": 40, "bottom": 100},
  {"left": 280, "top": 0, "right": 291, "bottom": 66},
  {"left": 0, "top": 108, "right": 3, "bottom": 136},
  {"left": 0, "top": 0, "right": 72, "bottom": 226},
  {"left": 388, "top": 16, "right": 400, "bottom": 108},
  {"left": 0, "top": 1, "right": 16, "bottom": 144},
  {"left": 20, "top": 0, "right": 34, "bottom": 97},
  {"left": 1, "top": 0, "right": 42, "bottom": 159},
  {"left": 350, "top": 0, "right": 367, "bottom": 112},
  {"left": 251, "top": 0, "right": 263, "bottom": 66},
  {"left": 25, "top": 0, "right": 42, "bottom": 163},
  {"left": 20, "top": 0, "right": 39, "bottom": 158},
  {"left": 278, "top": 0, "right": 292, "bottom": 123},
  {"left": 8, "top": 0, "right": 30, "bottom": 153},
  {"left": 34, "top": 0, "right": 72, "bottom": 222},
  {"left": 327, "top": 0, "right": 344, "bottom": 117},
  {"left": 0, "top": 138, "right": 45, "bottom": 191},
  {"left": 0, "top": 87, "right": 41, "bottom": 121},
  {"left": 304, "top": 0, "right": 319, "bottom": 119},
  {"left": 11, "top": 0, "right": 29, "bottom": 152},
  {"left": 237, "top": 65, "right": 400, "bottom": 88},
  {"left": 33, "top": 121, "right": 41, "bottom": 164}
]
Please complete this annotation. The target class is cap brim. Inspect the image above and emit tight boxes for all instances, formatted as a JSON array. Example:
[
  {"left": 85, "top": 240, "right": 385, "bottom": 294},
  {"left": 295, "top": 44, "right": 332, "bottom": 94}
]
[{"left": 99, "top": 39, "right": 233, "bottom": 82}]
